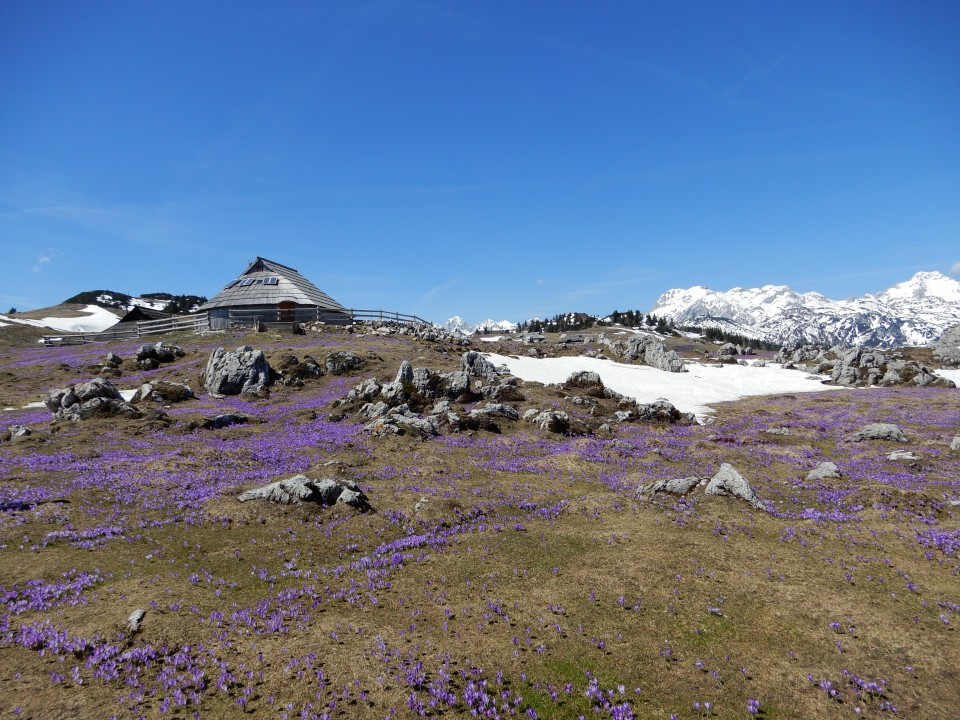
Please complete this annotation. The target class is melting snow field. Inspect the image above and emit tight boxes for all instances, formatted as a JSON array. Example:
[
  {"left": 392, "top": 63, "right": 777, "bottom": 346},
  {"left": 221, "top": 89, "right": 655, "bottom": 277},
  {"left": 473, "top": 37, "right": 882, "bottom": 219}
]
[
  {"left": 936, "top": 368, "right": 960, "bottom": 386},
  {"left": 0, "top": 305, "right": 120, "bottom": 333},
  {"left": 483, "top": 353, "right": 845, "bottom": 419}
]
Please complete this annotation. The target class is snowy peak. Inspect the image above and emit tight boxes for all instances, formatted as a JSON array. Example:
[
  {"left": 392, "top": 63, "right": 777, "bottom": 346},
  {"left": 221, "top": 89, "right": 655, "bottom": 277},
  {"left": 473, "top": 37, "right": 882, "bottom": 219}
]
[
  {"left": 651, "top": 271, "right": 960, "bottom": 349},
  {"left": 873, "top": 271, "right": 960, "bottom": 304},
  {"left": 439, "top": 317, "right": 518, "bottom": 335}
]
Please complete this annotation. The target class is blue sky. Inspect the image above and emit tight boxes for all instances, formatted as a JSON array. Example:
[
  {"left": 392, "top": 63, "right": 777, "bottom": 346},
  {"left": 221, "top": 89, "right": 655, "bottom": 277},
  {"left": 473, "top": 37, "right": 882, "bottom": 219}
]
[{"left": 1, "top": 1, "right": 958, "bottom": 323}]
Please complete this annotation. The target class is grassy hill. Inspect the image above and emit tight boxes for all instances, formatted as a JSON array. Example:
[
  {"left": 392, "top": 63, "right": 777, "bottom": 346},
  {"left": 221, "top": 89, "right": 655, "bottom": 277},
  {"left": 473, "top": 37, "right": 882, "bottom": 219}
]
[{"left": 0, "top": 327, "right": 957, "bottom": 719}]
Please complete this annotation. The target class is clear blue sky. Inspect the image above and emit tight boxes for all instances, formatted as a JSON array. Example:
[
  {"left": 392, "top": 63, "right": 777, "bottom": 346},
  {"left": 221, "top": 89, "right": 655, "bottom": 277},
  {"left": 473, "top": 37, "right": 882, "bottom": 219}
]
[{"left": 2, "top": 1, "right": 958, "bottom": 323}]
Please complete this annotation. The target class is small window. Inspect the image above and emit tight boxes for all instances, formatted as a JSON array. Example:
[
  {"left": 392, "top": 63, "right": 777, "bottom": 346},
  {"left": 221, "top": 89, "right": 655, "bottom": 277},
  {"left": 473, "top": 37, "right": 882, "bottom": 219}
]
[
  {"left": 262, "top": 277, "right": 279, "bottom": 285},
  {"left": 238, "top": 278, "right": 256, "bottom": 287},
  {"left": 223, "top": 280, "right": 239, "bottom": 289}
]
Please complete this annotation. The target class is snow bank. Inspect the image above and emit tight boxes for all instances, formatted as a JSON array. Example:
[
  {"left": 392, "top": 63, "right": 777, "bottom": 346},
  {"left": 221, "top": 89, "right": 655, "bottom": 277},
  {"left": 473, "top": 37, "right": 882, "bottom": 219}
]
[
  {"left": 483, "top": 353, "right": 844, "bottom": 419},
  {"left": 936, "top": 368, "right": 960, "bottom": 386},
  {"left": 0, "top": 305, "right": 120, "bottom": 333}
]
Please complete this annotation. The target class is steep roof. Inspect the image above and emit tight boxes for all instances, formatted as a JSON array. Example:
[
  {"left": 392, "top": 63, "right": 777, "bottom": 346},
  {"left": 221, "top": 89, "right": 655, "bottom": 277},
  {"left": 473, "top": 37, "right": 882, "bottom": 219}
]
[{"left": 199, "top": 257, "right": 347, "bottom": 311}]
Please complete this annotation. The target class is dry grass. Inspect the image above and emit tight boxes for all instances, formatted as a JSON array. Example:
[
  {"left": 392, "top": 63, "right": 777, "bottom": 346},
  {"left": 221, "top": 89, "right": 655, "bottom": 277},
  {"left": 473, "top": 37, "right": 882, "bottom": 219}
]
[{"left": 0, "top": 327, "right": 958, "bottom": 719}]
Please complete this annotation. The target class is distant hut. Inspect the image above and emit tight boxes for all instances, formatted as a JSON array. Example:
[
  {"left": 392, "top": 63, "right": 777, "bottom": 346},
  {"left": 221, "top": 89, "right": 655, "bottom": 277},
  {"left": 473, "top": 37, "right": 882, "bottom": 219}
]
[
  {"left": 199, "top": 257, "right": 351, "bottom": 329},
  {"left": 116, "top": 306, "right": 171, "bottom": 324}
]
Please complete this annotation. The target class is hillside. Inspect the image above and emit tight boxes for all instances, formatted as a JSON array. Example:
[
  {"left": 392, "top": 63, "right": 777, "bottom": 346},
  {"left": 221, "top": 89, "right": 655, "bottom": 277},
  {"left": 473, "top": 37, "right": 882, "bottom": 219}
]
[
  {"left": 0, "top": 324, "right": 958, "bottom": 718},
  {"left": 63, "top": 290, "right": 207, "bottom": 315}
]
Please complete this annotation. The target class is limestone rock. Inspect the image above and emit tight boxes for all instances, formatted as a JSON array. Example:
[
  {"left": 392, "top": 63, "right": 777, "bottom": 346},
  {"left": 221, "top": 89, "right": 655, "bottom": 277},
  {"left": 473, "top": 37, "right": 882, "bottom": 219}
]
[
  {"left": 461, "top": 351, "right": 499, "bottom": 379},
  {"left": 634, "top": 399, "right": 696, "bottom": 424},
  {"left": 126, "top": 608, "right": 146, "bottom": 633},
  {"left": 933, "top": 324, "right": 960, "bottom": 367},
  {"left": 563, "top": 370, "right": 605, "bottom": 397},
  {"left": 848, "top": 423, "right": 908, "bottom": 443},
  {"left": 7, "top": 424, "right": 32, "bottom": 440},
  {"left": 44, "top": 378, "right": 140, "bottom": 421},
  {"left": 325, "top": 351, "right": 365, "bottom": 376},
  {"left": 131, "top": 380, "right": 194, "bottom": 404},
  {"left": 204, "top": 346, "right": 273, "bottom": 396},
  {"left": 238, "top": 475, "right": 370, "bottom": 510},
  {"left": 951, "top": 436, "right": 960, "bottom": 452},
  {"left": 704, "top": 464, "right": 763, "bottom": 509},
  {"left": 887, "top": 450, "right": 919, "bottom": 461},
  {"left": 636, "top": 476, "right": 705, "bottom": 499},
  {"left": 805, "top": 462, "right": 841, "bottom": 481},
  {"left": 532, "top": 410, "right": 570, "bottom": 433},
  {"left": 135, "top": 342, "right": 183, "bottom": 364},
  {"left": 201, "top": 414, "right": 248, "bottom": 430}
]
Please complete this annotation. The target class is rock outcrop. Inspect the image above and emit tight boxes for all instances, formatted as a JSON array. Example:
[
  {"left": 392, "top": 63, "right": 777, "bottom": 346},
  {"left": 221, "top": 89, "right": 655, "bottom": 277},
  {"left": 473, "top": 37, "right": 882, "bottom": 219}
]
[
  {"left": 238, "top": 475, "right": 370, "bottom": 510},
  {"left": 204, "top": 346, "right": 273, "bottom": 397},
  {"left": 635, "top": 476, "right": 705, "bottom": 499},
  {"left": 135, "top": 342, "right": 185, "bottom": 370},
  {"left": 599, "top": 334, "right": 686, "bottom": 372},
  {"left": 847, "top": 423, "right": 908, "bottom": 443},
  {"left": 44, "top": 378, "right": 141, "bottom": 421},
  {"left": 704, "top": 464, "right": 764, "bottom": 509},
  {"left": 130, "top": 381, "right": 195, "bottom": 404},
  {"left": 325, "top": 351, "right": 365, "bottom": 376},
  {"left": 805, "top": 462, "right": 841, "bottom": 481},
  {"left": 933, "top": 324, "right": 960, "bottom": 367}
]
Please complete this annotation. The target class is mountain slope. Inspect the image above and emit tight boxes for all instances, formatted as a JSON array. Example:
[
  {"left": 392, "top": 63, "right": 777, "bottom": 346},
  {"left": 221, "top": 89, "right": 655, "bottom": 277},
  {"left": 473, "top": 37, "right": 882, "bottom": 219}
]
[
  {"left": 439, "top": 316, "right": 518, "bottom": 335},
  {"left": 651, "top": 271, "right": 960, "bottom": 348}
]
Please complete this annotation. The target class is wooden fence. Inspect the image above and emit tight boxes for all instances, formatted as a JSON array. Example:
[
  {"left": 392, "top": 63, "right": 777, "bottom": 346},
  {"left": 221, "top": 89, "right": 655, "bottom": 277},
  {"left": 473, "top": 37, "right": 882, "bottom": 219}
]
[{"left": 42, "top": 308, "right": 430, "bottom": 346}]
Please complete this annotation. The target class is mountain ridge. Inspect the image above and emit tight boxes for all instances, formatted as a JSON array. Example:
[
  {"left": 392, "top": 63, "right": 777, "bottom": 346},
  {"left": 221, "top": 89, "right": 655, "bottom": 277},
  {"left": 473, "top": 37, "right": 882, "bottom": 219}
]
[{"left": 651, "top": 271, "right": 960, "bottom": 349}]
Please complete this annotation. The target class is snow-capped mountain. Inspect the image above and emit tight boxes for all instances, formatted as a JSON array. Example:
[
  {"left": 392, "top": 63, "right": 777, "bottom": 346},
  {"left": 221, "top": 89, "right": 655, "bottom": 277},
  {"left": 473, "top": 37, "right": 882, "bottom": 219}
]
[
  {"left": 439, "top": 316, "right": 518, "bottom": 335},
  {"left": 651, "top": 271, "right": 960, "bottom": 349}
]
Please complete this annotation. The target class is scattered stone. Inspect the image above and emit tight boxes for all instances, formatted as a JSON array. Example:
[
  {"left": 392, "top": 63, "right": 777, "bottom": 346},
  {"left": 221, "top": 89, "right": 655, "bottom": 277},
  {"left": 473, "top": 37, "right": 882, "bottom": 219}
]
[
  {"left": 951, "top": 436, "right": 960, "bottom": 451},
  {"left": 135, "top": 342, "right": 184, "bottom": 369},
  {"left": 8, "top": 424, "right": 32, "bottom": 439},
  {"left": 104, "top": 352, "right": 123, "bottom": 367},
  {"left": 635, "top": 476, "right": 705, "bottom": 499},
  {"left": 200, "top": 414, "right": 248, "bottom": 430},
  {"left": 848, "top": 423, "right": 908, "bottom": 443},
  {"left": 704, "top": 463, "right": 764, "bottom": 509},
  {"left": 717, "top": 342, "right": 739, "bottom": 357},
  {"left": 131, "top": 380, "right": 195, "bottom": 404},
  {"left": 204, "top": 346, "right": 273, "bottom": 397},
  {"left": 765, "top": 427, "right": 792, "bottom": 436},
  {"left": 600, "top": 334, "right": 686, "bottom": 372},
  {"left": 633, "top": 399, "right": 696, "bottom": 425},
  {"left": 886, "top": 450, "right": 919, "bottom": 461},
  {"left": 278, "top": 355, "right": 325, "bottom": 386},
  {"left": 805, "top": 462, "right": 841, "bottom": 481},
  {"left": 531, "top": 410, "right": 570, "bottom": 434},
  {"left": 126, "top": 608, "right": 146, "bottom": 632}
]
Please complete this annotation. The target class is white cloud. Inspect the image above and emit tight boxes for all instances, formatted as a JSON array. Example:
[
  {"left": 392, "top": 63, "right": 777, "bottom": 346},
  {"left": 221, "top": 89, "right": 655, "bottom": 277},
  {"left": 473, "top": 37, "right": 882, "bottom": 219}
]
[
  {"left": 535, "top": 279, "right": 544, "bottom": 285},
  {"left": 950, "top": 261, "right": 960, "bottom": 277},
  {"left": 32, "top": 253, "right": 51, "bottom": 273}
]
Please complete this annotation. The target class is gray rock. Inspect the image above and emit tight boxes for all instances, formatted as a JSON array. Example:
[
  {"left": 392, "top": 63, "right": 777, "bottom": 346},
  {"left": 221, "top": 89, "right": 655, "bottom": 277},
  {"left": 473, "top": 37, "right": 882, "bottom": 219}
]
[
  {"left": 135, "top": 342, "right": 183, "bottom": 364},
  {"left": 104, "top": 352, "right": 122, "bottom": 367},
  {"left": 532, "top": 410, "right": 570, "bottom": 433},
  {"left": 278, "top": 355, "right": 325, "bottom": 386},
  {"left": 238, "top": 474, "right": 369, "bottom": 509},
  {"left": 44, "top": 378, "right": 140, "bottom": 421},
  {"left": 619, "top": 336, "right": 686, "bottom": 373},
  {"left": 848, "top": 423, "right": 908, "bottom": 443},
  {"left": 469, "top": 402, "right": 520, "bottom": 421},
  {"left": 951, "top": 436, "right": 960, "bottom": 451},
  {"left": 126, "top": 608, "right": 146, "bottom": 632},
  {"left": 204, "top": 346, "right": 273, "bottom": 396},
  {"left": 364, "top": 413, "right": 437, "bottom": 438},
  {"left": 704, "top": 463, "right": 763, "bottom": 509},
  {"left": 933, "top": 324, "right": 960, "bottom": 367},
  {"left": 201, "top": 413, "right": 248, "bottom": 430},
  {"left": 765, "top": 427, "right": 792, "bottom": 436},
  {"left": 325, "top": 351, "right": 365, "bottom": 376},
  {"left": 886, "top": 450, "right": 919, "bottom": 461},
  {"left": 132, "top": 380, "right": 194, "bottom": 404},
  {"left": 359, "top": 401, "right": 390, "bottom": 419},
  {"left": 461, "top": 351, "right": 499, "bottom": 379},
  {"left": 717, "top": 342, "right": 739, "bottom": 357},
  {"left": 634, "top": 399, "right": 696, "bottom": 424},
  {"left": 635, "top": 476, "right": 704, "bottom": 499},
  {"left": 805, "top": 462, "right": 841, "bottom": 481},
  {"left": 440, "top": 371, "right": 473, "bottom": 400},
  {"left": 8, "top": 424, "right": 32, "bottom": 439},
  {"left": 346, "top": 378, "right": 382, "bottom": 403},
  {"left": 564, "top": 370, "right": 605, "bottom": 397}
]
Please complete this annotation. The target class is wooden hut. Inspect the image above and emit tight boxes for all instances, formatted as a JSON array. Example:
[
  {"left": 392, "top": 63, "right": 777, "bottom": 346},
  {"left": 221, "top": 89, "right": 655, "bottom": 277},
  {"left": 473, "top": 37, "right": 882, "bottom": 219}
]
[{"left": 199, "top": 257, "right": 351, "bottom": 329}]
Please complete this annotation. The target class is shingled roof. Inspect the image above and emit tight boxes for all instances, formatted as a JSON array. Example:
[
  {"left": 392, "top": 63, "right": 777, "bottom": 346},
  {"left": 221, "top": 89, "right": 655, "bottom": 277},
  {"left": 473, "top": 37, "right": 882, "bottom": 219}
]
[{"left": 199, "top": 257, "right": 346, "bottom": 311}]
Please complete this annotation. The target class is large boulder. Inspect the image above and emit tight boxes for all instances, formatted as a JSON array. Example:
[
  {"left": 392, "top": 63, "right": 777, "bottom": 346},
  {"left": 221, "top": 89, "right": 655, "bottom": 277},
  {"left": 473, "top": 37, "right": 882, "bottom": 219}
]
[
  {"left": 238, "top": 475, "right": 370, "bottom": 510},
  {"left": 135, "top": 342, "right": 184, "bottom": 369},
  {"left": 633, "top": 399, "right": 696, "bottom": 424},
  {"left": 44, "top": 378, "right": 141, "bottom": 421},
  {"left": 704, "top": 464, "right": 764, "bottom": 509},
  {"left": 204, "top": 346, "right": 273, "bottom": 397},
  {"left": 130, "top": 380, "right": 195, "bottom": 404},
  {"left": 461, "top": 351, "right": 499, "bottom": 379},
  {"left": 619, "top": 336, "right": 686, "bottom": 373},
  {"left": 934, "top": 324, "right": 960, "bottom": 367}
]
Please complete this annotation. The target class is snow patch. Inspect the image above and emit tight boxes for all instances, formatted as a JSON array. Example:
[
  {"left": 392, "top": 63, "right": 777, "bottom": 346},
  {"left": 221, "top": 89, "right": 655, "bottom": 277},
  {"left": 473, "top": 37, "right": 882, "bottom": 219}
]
[{"left": 484, "top": 353, "right": 845, "bottom": 420}]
